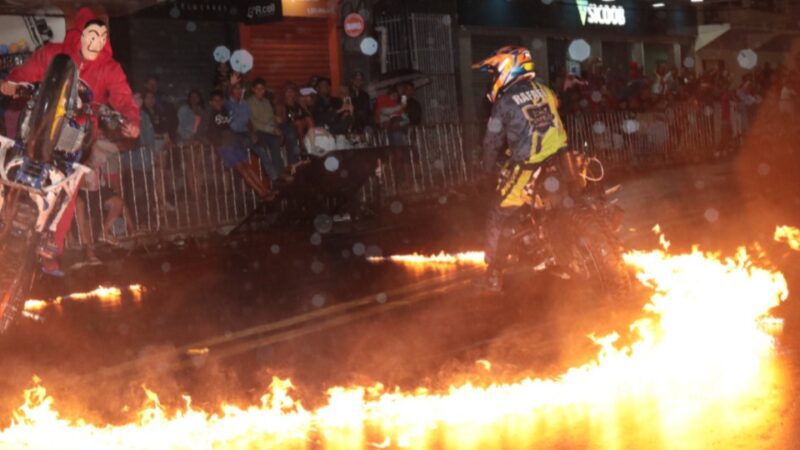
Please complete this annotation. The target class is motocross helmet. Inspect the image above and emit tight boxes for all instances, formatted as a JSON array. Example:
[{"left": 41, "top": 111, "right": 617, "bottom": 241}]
[{"left": 472, "top": 46, "right": 535, "bottom": 103}]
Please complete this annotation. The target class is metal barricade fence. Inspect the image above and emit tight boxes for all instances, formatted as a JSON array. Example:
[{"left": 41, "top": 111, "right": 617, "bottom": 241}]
[
  {"left": 564, "top": 102, "right": 735, "bottom": 171},
  {"left": 363, "top": 123, "right": 479, "bottom": 198},
  {"left": 73, "top": 142, "right": 265, "bottom": 248},
  {"left": 72, "top": 102, "right": 746, "bottom": 249}
]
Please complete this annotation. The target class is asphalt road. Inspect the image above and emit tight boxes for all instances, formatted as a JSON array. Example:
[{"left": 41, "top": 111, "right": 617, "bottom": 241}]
[{"left": 0, "top": 157, "right": 798, "bottom": 448}]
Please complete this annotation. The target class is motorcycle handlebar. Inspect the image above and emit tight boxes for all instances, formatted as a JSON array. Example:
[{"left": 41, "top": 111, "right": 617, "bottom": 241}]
[
  {"left": 15, "top": 84, "right": 35, "bottom": 99},
  {"left": 93, "top": 103, "right": 127, "bottom": 130}
]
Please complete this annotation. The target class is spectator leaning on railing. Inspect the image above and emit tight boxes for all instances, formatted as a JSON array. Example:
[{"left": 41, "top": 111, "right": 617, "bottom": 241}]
[
  {"left": 177, "top": 89, "right": 205, "bottom": 143},
  {"left": 143, "top": 74, "right": 178, "bottom": 141},
  {"left": 311, "top": 77, "right": 353, "bottom": 135},
  {"left": 248, "top": 77, "right": 299, "bottom": 183},
  {"left": 74, "top": 134, "right": 134, "bottom": 267},
  {"left": 399, "top": 81, "right": 422, "bottom": 126},
  {"left": 348, "top": 71, "right": 373, "bottom": 133},
  {"left": 200, "top": 89, "right": 272, "bottom": 200},
  {"left": 227, "top": 80, "right": 290, "bottom": 185},
  {"left": 375, "top": 86, "right": 410, "bottom": 147}
]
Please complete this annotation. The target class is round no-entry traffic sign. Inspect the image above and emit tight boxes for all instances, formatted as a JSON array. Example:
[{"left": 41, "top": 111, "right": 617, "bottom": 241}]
[{"left": 344, "top": 13, "right": 366, "bottom": 38}]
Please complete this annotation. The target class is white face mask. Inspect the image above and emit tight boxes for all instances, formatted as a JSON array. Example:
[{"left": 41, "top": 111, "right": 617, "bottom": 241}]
[{"left": 80, "top": 24, "right": 108, "bottom": 61}]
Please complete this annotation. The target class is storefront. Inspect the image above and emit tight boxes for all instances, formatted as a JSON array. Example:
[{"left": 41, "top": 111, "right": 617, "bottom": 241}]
[
  {"left": 114, "top": 0, "right": 344, "bottom": 97},
  {"left": 456, "top": 0, "right": 697, "bottom": 122},
  {"left": 239, "top": 0, "right": 343, "bottom": 91}
]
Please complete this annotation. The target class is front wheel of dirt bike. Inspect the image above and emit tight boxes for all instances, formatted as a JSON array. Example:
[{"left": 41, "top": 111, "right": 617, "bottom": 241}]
[
  {"left": 0, "top": 193, "right": 40, "bottom": 334},
  {"left": 545, "top": 209, "right": 630, "bottom": 295}
]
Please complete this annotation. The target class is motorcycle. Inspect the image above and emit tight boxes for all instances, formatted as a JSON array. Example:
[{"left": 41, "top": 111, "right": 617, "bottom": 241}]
[
  {"left": 0, "top": 53, "right": 124, "bottom": 333},
  {"left": 502, "top": 149, "right": 629, "bottom": 293}
]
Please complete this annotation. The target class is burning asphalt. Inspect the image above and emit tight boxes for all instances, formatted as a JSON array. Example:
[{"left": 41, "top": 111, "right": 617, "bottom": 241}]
[{"left": 0, "top": 160, "right": 798, "bottom": 449}]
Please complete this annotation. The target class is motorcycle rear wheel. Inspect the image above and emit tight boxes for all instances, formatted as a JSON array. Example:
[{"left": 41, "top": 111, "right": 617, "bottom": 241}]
[{"left": 546, "top": 209, "right": 630, "bottom": 294}]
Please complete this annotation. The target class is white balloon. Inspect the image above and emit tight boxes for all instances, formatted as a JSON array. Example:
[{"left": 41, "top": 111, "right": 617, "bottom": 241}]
[
  {"left": 360, "top": 37, "right": 379, "bottom": 56},
  {"left": 568, "top": 39, "right": 591, "bottom": 62},
  {"left": 737, "top": 49, "right": 758, "bottom": 70},
  {"left": 230, "top": 49, "right": 254, "bottom": 73},
  {"left": 683, "top": 56, "right": 695, "bottom": 69},
  {"left": 213, "top": 45, "right": 231, "bottom": 63}
]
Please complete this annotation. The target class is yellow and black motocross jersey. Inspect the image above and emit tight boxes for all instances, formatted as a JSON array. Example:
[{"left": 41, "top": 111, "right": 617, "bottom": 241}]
[{"left": 481, "top": 79, "right": 568, "bottom": 170}]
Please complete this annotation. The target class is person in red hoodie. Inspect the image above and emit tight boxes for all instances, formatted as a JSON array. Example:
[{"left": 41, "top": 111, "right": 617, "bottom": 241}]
[{"left": 0, "top": 7, "right": 140, "bottom": 276}]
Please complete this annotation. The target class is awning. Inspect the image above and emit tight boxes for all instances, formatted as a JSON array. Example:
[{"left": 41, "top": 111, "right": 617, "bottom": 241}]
[
  {"left": 694, "top": 24, "right": 731, "bottom": 52},
  {"left": 695, "top": 22, "right": 800, "bottom": 53}
]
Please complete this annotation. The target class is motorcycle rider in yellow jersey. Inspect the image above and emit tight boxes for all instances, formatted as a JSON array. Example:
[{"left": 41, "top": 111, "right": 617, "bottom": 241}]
[{"left": 473, "top": 46, "right": 569, "bottom": 292}]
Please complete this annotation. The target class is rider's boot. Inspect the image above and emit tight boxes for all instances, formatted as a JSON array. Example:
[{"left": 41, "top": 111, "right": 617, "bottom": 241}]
[
  {"left": 41, "top": 258, "right": 64, "bottom": 277},
  {"left": 483, "top": 267, "right": 504, "bottom": 294},
  {"left": 38, "top": 241, "right": 64, "bottom": 277}
]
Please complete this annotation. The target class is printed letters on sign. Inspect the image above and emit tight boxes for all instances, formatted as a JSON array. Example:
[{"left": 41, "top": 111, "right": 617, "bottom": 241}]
[
  {"left": 587, "top": 3, "right": 625, "bottom": 26},
  {"left": 576, "top": 0, "right": 626, "bottom": 27}
]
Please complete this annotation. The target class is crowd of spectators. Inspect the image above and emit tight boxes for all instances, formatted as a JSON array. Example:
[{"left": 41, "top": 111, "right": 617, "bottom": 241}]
[
  {"left": 552, "top": 57, "right": 800, "bottom": 120},
  {"left": 118, "top": 66, "right": 426, "bottom": 198},
  {"left": 39, "top": 64, "right": 427, "bottom": 258}
]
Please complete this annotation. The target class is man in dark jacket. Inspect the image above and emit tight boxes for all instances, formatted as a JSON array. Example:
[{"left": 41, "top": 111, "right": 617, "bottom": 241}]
[
  {"left": 474, "top": 46, "right": 569, "bottom": 292},
  {"left": 349, "top": 71, "right": 373, "bottom": 133},
  {"left": 311, "top": 77, "right": 352, "bottom": 135}
]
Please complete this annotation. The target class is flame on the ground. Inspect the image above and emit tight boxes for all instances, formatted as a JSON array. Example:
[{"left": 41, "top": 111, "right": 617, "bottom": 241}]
[
  {"left": 1, "top": 240, "right": 793, "bottom": 448},
  {"left": 129, "top": 284, "right": 145, "bottom": 303},
  {"left": 367, "top": 251, "right": 486, "bottom": 269},
  {"left": 22, "top": 300, "right": 48, "bottom": 313},
  {"left": 775, "top": 225, "right": 800, "bottom": 251},
  {"left": 652, "top": 223, "right": 671, "bottom": 250},
  {"left": 23, "top": 285, "right": 145, "bottom": 314}
]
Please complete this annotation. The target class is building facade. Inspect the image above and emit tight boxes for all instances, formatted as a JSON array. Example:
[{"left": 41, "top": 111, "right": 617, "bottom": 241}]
[
  {"left": 456, "top": 0, "right": 697, "bottom": 123},
  {"left": 695, "top": 0, "right": 800, "bottom": 79}
]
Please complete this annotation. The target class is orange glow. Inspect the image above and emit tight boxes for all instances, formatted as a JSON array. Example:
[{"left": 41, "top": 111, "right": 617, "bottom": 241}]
[
  {"left": 1, "top": 241, "right": 792, "bottom": 448},
  {"left": 368, "top": 251, "right": 486, "bottom": 270},
  {"left": 23, "top": 285, "right": 145, "bottom": 314},
  {"left": 652, "top": 224, "right": 671, "bottom": 251},
  {"left": 22, "top": 299, "right": 48, "bottom": 313},
  {"left": 128, "top": 284, "right": 145, "bottom": 303},
  {"left": 66, "top": 286, "right": 122, "bottom": 306},
  {"left": 774, "top": 225, "right": 800, "bottom": 251}
]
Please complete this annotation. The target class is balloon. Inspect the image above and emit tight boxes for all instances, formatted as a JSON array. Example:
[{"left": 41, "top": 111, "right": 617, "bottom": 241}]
[
  {"left": 230, "top": 49, "right": 254, "bottom": 74},
  {"left": 213, "top": 45, "right": 231, "bottom": 63}
]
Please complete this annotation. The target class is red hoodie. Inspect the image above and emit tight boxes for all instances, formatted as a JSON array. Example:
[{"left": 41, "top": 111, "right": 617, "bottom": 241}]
[{"left": 7, "top": 7, "right": 140, "bottom": 127}]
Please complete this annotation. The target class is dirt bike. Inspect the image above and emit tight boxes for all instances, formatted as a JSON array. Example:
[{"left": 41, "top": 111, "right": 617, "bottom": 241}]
[
  {"left": 0, "top": 54, "right": 124, "bottom": 333},
  {"left": 502, "top": 150, "right": 629, "bottom": 293}
]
